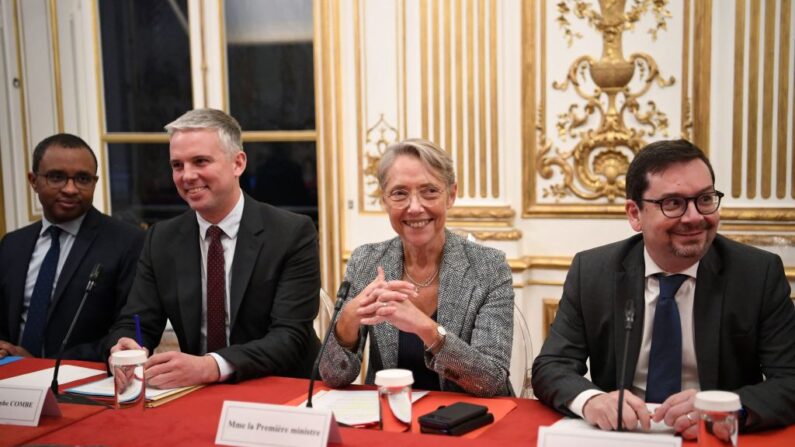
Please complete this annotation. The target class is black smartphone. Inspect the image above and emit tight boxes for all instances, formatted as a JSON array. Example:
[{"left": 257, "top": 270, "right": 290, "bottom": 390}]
[
  {"left": 420, "top": 411, "right": 494, "bottom": 435},
  {"left": 418, "top": 402, "right": 493, "bottom": 435}
]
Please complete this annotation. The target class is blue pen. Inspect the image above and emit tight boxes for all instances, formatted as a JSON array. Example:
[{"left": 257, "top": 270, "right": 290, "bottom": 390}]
[{"left": 134, "top": 314, "right": 143, "bottom": 347}]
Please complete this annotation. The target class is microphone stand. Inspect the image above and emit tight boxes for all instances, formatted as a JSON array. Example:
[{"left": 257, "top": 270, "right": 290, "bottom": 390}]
[
  {"left": 306, "top": 281, "right": 351, "bottom": 408},
  {"left": 50, "top": 264, "right": 106, "bottom": 406},
  {"left": 616, "top": 299, "right": 635, "bottom": 431}
]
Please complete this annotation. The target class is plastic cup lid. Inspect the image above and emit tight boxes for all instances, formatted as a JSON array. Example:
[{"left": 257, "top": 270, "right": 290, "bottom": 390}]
[
  {"left": 111, "top": 349, "right": 147, "bottom": 366},
  {"left": 374, "top": 368, "right": 414, "bottom": 387},
  {"left": 694, "top": 391, "right": 741, "bottom": 412}
]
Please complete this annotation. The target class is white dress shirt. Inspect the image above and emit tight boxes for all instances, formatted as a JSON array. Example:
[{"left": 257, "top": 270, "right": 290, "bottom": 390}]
[
  {"left": 19, "top": 214, "right": 85, "bottom": 339},
  {"left": 195, "top": 192, "right": 244, "bottom": 381},
  {"left": 568, "top": 248, "right": 701, "bottom": 417}
]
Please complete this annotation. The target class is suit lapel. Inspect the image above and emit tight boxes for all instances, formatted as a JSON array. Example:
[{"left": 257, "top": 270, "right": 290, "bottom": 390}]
[
  {"left": 615, "top": 242, "right": 646, "bottom": 388},
  {"left": 49, "top": 209, "right": 100, "bottom": 319},
  {"left": 174, "top": 213, "right": 203, "bottom": 353},
  {"left": 693, "top": 245, "right": 724, "bottom": 390},
  {"left": 374, "top": 238, "right": 403, "bottom": 368},
  {"left": 229, "top": 196, "right": 264, "bottom": 329},
  {"left": 437, "top": 231, "right": 469, "bottom": 337},
  {"left": 6, "top": 223, "right": 41, "bottom": 342}
]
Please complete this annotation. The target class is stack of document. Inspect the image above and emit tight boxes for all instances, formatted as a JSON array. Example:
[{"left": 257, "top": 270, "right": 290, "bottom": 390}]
[{"left": 66, "top": 377, "right": 202, "bottom": 408}]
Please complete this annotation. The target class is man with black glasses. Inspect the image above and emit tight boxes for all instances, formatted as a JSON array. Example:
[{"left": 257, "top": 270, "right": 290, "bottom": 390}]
[
  {"left": 0, "top": 133, "right": 143, "bottom": 361},
  {"left": 533, "top": 139, "right": 795, "bottom": 438}
]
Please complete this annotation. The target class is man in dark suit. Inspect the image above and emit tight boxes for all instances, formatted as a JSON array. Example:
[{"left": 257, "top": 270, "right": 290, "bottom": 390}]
[
  {"left": 532, "top": 139, "right": 795, "bottom": 438},
  {"left": 0, "top": 133, "right": 144, "bottom": 361},
  {"left": 106, "top": 108, "right": 320, "bottom": 387}
]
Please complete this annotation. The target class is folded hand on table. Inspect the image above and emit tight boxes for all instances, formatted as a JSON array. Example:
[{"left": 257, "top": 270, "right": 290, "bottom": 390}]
[
  {"left": 582, "top": 390, "right": 652, "bottom": 432},
  {"left": 652, "top": 389, "right": 699, "bottom": 440}
]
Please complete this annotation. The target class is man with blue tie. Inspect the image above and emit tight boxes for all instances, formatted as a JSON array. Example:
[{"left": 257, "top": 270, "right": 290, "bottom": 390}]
[
  {"left": 0, "top": 133, "right": 144, "bottom": 360},
  {"left": 532, "top": 139, "right": 795, "bottom": 438}
]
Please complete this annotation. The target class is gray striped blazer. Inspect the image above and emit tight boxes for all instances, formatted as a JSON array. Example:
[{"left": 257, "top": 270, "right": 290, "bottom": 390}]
[{"left": 319, "top": 230, "right": 514, "bottom": 397}]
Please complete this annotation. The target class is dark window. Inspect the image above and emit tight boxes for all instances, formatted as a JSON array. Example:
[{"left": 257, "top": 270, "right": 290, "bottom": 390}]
[
  {"left": 225, "top": 0, "right": 314, "bottom": 130},
  {"left": 100, "top": 0, "right": 192, "bottom": 132},
  {"left": 108, "top": 142, "right": 318, "bottom": 227}
]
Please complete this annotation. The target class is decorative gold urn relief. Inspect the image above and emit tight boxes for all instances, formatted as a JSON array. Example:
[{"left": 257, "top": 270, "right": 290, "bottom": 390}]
[{"left": 538, "top": 0, "right": 675, "bottom": 203}]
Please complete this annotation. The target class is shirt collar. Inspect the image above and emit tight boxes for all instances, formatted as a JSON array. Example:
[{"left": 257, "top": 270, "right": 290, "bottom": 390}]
[
  {"left": 643, "top": 247, "right": 699, "bottom": 279},
  {"left": 41, "top": 212, "right": 87, "bottom": 237},
  {"left": 196, "top": 191, "right": 245, "bottom": 240}
]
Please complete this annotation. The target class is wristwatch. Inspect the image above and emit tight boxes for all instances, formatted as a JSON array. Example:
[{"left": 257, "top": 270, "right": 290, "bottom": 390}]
[{"left": 425, "top": 325, "right": 447, "bottom": 353}]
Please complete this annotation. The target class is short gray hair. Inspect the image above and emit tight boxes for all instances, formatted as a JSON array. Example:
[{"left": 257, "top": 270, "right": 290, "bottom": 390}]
[
  {"left": 165, "top": 108, "right": 243, "bottom": 156},
  {"left": 377, "top": 138, "right": 456, "bottom": 190}
]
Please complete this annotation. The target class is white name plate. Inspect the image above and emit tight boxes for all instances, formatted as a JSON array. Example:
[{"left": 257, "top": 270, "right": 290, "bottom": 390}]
[
  {"left": 538, "top": 426, "right": 682, "bottom": 447},
  {"left": 0, "top": 385, "right": 61, "bottom": 426},
  {"left": 215, "top": 401, "right": 342, "bottom": 447}
]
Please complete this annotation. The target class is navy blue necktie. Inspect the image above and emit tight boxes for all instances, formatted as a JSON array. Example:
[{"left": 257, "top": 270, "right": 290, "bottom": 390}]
[
  {"left": 20, "top": 226, "right": 63, "bottom": 357},
  {"left": 645, "top": 273, "right": 689, "bottom": 403}
]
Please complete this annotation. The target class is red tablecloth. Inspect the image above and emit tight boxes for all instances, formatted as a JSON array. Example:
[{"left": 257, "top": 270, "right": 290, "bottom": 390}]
[
  {"left": 0, "top": 358, "right": 106, "bottom": 446},
  {"left": 3, "top": 359, "right": 795, "bottom": 446}
]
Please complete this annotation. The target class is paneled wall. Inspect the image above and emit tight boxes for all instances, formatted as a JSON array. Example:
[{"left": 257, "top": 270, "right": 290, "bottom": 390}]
[{"left": 313, "top": 0, "right": 795, "bottom": 369}]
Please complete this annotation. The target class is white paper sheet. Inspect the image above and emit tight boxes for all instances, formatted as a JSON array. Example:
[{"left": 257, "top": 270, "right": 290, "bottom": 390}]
[
  {"left": 66, "top": 376, "right": 192, "bottom": 402},
  {"left": 0, "top": 365, "right": 103, "bottom": 387},
  {"left": 301, "top": 389, "right": 428, "bottom": 426},
  {"left": 550, "top": 403, "right": 675, "bottom": 435}
]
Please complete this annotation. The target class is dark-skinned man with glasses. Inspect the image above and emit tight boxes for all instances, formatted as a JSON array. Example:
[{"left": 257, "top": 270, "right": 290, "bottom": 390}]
[
  {"left": 0, "top": 133, "right": 144, "bottom": 361},
  {"left": 533, "top": 139, "right": 795, "bottom": 438}
]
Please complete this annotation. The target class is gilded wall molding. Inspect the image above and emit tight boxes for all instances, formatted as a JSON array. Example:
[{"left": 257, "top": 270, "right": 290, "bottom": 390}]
[
  {"left": 447, "top": 206, "right": 515, "bottom": 220},
  {"left": 523, "top": 0, "right": 711, "bottom": 218},
  {"left": 543, "top": 298, "right": 560, "bottom": 339},
  {"left": 532, "top": 0, "right": 676, "bottom": 207},
  {"left": 90, "top": 0, "right": 110, "bottom": 213},
  {"left": 452, "top": 229, "right": 523, "bottom": 241},
  {"left": 12, "top": 0, "right": 37, "bottom": 222},
  {"left": 724, "top": 234, "right": 795, "bottom": 247},
  {"left": 47, "top": 0, "right": 63, "bottom": 132},
  {"left": 719, "top": 208, "right": 795, "bottom": 221},
  {"left": 361, "top": 114, "right": 400, "bottom": 208},
  {"left": 731, "top": 0, "right": 792, "bottom": 200}
]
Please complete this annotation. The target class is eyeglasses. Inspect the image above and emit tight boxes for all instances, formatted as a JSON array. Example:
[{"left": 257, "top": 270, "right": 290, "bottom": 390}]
[
  {"left": 37, "top": 171, "right": 98, "bottom": 190},
  {"left": 383, "top": 186, "right": 446, "bottom": 209},
  {"left": 641, "top": 191, "right": 724, "bottom": 218}
]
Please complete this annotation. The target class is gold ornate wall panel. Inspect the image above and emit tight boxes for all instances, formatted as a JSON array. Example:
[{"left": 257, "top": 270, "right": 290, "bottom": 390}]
[
  {"left": 727, "top": 0, "right": 794, "bottom": 219},
  {"left": 522, "top": 0, "right": 710, "bottom": 217},
  {"left": 357, "top": 0, "right": 504, "bottom": 212}
]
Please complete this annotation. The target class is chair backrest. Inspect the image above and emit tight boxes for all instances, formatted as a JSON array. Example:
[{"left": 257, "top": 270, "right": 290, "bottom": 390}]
[
  {"left": 313, "top": 288, "right": 334, "bottom": 339},
  {"left": 510, "top": 302, "right": 534, "bottom": 398}
]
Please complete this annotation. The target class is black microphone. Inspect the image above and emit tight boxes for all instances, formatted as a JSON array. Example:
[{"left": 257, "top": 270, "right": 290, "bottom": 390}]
[
  {"left": 50, "top": 264, "right": 106, "bottom": 405},
  {"left": 306, "top": 280, "right": 351, "bottom": 408},
  {"left": 616, "top": 298, "right": 635, "bottom": 431}
]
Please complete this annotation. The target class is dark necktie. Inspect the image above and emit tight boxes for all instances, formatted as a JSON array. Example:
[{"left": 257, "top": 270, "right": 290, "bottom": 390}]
[
  {"left": 206, "top": 225, "right": 227, "bottom": 353},
  {"left": 21, "top": 226, "right": 63, "bottom": 357},
  {"left": 646, "top": 273, "right": 689, "bottom": 403}
]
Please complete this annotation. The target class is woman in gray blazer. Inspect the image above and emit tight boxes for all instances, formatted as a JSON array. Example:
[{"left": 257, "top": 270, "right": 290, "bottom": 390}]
[{"left": 319, "top": 138, "right": 514, "bottom": 397}]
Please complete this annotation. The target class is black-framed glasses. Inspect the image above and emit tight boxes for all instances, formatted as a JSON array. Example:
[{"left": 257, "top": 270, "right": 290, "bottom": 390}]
[
  {"left": 37, "top": 171, "right": 98, "bottom": 190},
  {"left": 641, "top": 191, "right": 724, "bottom": 218},
  {"left": 383, "top": 186, "right": 446, "bottom": 209}
]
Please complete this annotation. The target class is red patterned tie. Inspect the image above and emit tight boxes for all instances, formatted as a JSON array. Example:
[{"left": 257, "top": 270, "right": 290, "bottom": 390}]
[{"left": 206, "top": 225, "right": 227, "bottom": 352}]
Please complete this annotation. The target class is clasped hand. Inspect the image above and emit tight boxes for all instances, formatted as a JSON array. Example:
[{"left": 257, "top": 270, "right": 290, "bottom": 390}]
[
  {"left": 335, "top": 266, "right": 431, "bottom": 346},
  {"left": 583, "top": 389, "right": 699, "bottom": 439}
]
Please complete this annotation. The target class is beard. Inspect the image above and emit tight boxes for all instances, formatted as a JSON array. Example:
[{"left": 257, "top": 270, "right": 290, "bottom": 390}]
[{"left": 669, "top": 221, "right": 716, "bottom": 258}]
